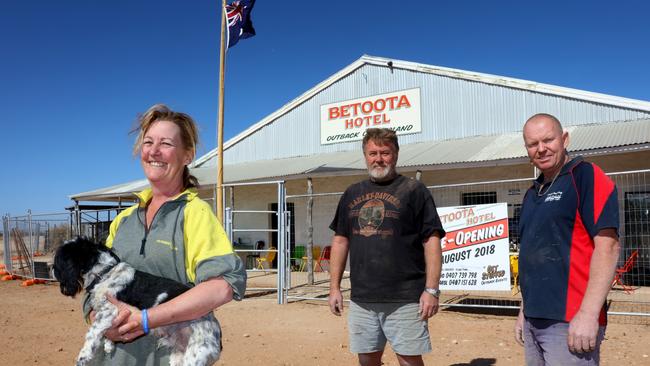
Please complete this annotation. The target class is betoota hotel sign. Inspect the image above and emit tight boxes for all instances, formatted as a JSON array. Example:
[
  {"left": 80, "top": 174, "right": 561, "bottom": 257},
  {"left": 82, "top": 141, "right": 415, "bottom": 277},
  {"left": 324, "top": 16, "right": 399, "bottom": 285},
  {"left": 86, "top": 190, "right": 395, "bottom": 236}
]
[{"left": 320, "top": 88, "right": 422, "bottom": 144}]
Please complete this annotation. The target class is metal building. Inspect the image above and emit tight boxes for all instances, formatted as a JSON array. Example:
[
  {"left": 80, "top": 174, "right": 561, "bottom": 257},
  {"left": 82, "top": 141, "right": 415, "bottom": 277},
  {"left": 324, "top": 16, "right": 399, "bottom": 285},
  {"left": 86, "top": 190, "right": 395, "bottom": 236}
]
[{"left": 70, "top": 55, "right": 650, "bottom": 277}]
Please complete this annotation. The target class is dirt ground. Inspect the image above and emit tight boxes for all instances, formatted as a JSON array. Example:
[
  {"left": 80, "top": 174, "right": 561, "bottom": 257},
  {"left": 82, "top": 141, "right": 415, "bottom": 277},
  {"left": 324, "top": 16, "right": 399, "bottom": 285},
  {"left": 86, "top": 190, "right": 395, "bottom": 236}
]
[{"left": 1, "top": 280, "right": 649, "bottom": 366}]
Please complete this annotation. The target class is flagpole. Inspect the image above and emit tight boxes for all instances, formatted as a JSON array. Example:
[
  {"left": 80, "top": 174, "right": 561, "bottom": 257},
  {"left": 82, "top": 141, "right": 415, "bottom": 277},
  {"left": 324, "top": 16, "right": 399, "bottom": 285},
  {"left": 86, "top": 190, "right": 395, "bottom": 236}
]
[{"left": 216, "top": 0, "right": 227, "bottom": 223}]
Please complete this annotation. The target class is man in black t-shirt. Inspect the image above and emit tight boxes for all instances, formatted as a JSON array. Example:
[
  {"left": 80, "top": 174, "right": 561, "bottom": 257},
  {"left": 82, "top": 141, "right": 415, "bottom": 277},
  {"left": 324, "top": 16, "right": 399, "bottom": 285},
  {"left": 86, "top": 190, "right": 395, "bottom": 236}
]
[{"left": 328, "top": 128, "right": 445, "bottom": 366}]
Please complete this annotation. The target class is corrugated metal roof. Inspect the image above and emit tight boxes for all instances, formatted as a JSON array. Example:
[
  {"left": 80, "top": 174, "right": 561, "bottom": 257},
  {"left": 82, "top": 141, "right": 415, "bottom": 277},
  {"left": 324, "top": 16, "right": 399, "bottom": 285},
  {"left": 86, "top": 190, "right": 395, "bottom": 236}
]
[
  {"left": 194, "top": 150, "right": 366, "bottom": 183},
  {"left": 568, "top": 118, "right": 650, "bottom": 151},
  {"left": 69, "top": 179, "right": 149, "bottom": 201},
  {"left": 194, "top": 55, "right": 650, "bottom": 167},
  {"left": 399, "top": 118, "right": 650, "bottom": 166},
  {"left": 70, "top": 118, "right": 650, "bottom": 201}
]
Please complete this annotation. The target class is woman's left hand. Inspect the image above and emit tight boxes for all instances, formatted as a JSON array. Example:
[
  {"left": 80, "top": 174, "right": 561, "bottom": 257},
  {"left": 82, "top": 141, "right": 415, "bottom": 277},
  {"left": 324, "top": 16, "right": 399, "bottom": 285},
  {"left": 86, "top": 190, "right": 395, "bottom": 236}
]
[{"left": 106, "top": 295, "right": 146, "bottom": 343}]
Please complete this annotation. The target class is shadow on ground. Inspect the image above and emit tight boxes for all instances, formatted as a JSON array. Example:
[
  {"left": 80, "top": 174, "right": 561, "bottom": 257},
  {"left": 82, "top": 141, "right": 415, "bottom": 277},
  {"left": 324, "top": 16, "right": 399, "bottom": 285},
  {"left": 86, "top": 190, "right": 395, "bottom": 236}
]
[{"left": 449, "top": 357, "right": 497, "bottom": 366}]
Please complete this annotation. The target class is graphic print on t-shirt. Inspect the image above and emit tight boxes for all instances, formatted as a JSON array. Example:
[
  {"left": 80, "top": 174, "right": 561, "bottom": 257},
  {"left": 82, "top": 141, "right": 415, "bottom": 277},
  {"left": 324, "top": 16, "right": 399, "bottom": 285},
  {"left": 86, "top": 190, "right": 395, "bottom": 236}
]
[
  {"left": 349, "top": 192, "right": 400, "bottom": 239},
  {"left": 358, "top": 199, "right": 385, "bottom": 236}
]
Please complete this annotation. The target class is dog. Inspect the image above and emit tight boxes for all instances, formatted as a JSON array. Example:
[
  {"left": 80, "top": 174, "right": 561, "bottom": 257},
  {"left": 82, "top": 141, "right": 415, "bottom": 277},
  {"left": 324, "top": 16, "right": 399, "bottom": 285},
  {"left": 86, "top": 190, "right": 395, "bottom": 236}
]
[{"left": 53, "top": 237, "right": 221, "bottom": 366}]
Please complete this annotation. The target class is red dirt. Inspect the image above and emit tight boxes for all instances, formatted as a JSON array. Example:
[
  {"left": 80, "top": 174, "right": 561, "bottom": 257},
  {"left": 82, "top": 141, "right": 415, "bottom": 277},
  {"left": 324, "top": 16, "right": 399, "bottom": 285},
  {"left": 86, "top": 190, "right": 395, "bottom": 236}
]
[{"left": 1, "top": 281, "right": 650, "bottom": 365}]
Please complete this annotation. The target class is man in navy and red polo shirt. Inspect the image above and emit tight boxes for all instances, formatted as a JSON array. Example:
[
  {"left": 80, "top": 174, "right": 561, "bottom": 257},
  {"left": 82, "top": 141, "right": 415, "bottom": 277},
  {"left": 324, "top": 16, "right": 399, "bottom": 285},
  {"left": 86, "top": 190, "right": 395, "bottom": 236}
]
[{"left": 515, "top": 113, "right": 620, "bottom": 365}]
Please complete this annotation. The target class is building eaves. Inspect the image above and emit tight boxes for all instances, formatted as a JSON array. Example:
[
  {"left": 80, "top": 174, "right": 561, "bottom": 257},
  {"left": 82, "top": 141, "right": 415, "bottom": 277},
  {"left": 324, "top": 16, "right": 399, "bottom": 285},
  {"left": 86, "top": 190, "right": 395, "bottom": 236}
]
[
  {"left": 69, "top": 179, "right": 148, "bottom": 201},
  {"left": 70, "top": 118, "right": 650, "bottom": 202}
]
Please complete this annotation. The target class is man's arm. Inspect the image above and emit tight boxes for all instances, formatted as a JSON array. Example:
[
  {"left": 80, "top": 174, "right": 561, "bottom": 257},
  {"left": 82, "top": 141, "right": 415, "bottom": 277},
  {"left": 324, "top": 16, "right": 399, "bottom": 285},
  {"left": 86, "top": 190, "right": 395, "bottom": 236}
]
[
  {"left": 328, "top": 235, "right": 350, "bottom": 316},
  {"left": 419, "top": 233, "right": 442, "bottom": 320},
  {"left": 568, "top": 228, "right": 620, "bottom": 353},
  {"left": 514, "top": 304, "right": 525, "bottom": 346}
]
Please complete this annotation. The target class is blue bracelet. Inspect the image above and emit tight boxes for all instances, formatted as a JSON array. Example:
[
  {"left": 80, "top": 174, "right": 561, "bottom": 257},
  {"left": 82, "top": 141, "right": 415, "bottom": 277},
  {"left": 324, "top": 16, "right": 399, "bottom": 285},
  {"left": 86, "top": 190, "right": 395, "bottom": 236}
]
[{"left": 142, "top": 309, "right": 149, "bottom": 334}]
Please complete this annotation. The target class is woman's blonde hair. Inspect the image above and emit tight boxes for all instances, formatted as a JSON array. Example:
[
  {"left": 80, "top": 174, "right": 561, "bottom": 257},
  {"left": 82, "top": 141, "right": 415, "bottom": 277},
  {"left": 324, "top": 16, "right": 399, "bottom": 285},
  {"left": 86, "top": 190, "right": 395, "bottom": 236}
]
[{"left": 132, "top": 104, "right": 200, "bottom": 189}]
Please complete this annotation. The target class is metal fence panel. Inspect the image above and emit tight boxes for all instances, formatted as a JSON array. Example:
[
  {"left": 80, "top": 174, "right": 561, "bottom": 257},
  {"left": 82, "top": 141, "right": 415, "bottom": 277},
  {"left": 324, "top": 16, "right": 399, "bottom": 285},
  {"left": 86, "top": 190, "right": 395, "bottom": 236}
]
[
  {"left": 2, "top": 211, "right": 73, "bottom": 281},
  {"left": 1, "top": 207, "right": 125, "bottom": 282},
  {"left": 4, "top": 170, "right": 648, "bottom": 320},
  {"left": 284, "top": 170, "right": 650, "bottom": 324},
  {"left": 223, "top": 181, "right": 288, "bottom": 304},
  {"left": 606, "top": 170, "right": 650, "bottom": 323}
]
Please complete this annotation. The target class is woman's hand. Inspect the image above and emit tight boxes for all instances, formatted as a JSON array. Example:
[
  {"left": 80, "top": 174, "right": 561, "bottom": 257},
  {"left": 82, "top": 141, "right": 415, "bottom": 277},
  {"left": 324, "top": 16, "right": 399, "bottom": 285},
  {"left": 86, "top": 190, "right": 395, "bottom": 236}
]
[
  {"left": 91, "top": 300, "right": 131, "bottom": 343},
  {"left": 104, "top": 295, "right": 146, "bottom": 343}
]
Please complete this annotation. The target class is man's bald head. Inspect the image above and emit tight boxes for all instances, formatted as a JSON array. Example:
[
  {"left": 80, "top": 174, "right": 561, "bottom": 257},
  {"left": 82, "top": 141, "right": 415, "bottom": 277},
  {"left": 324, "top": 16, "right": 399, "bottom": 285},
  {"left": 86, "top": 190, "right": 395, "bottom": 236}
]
[
  {"left": 522, "top": 113, "right": 570, "bottom": 178},
  {"left": 523, "top": 113, "right": 563, "bottom": 137}
]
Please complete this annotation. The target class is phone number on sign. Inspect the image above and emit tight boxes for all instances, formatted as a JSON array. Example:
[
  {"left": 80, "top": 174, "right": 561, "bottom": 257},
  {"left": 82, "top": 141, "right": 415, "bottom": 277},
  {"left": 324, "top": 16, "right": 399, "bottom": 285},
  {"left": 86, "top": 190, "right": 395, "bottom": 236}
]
[{"left": 440, "top": 270, "right": 478, "bottom": 286}]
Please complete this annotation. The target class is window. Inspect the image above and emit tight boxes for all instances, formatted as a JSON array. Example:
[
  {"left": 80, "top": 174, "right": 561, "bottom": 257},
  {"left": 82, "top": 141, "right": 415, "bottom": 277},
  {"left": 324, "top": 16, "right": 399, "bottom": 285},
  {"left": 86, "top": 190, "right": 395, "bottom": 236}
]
[{"left": 461, "top": 192, "right": 497, "bottom": 205}]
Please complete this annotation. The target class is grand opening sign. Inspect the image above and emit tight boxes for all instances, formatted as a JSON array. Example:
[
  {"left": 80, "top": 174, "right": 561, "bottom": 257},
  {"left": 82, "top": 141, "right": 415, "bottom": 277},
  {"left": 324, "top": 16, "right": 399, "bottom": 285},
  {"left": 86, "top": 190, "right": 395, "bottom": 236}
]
[
  {"left": 437, "top": 203, "right": 511, "bottom": 291},
  {"left": 320, "top": 88, "right": 422, "bottom": 145}
]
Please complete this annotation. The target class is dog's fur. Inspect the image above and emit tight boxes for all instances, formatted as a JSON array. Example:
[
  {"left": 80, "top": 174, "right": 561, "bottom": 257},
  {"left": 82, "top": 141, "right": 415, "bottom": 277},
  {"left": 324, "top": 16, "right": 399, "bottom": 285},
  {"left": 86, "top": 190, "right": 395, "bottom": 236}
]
[{"left": 53, "top": 237, "right": 221, "bottom": 366}]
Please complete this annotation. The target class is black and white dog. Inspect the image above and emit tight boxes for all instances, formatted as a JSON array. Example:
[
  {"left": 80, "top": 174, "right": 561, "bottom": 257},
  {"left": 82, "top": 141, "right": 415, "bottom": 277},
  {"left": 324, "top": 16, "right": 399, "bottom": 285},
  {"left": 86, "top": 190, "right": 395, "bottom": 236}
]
[{"left": 53, "top": 237, "right": 221, "bottom": 366}]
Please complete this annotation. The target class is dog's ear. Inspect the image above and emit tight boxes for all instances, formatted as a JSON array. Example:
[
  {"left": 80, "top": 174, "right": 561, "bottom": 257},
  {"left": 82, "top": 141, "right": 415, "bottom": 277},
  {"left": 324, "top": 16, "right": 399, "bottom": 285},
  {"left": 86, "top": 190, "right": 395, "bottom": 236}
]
[
  {"left": 53, "top": 243, "right": 84, "bottom": 297},
  {"left": 53, "top": 237, "right": 102, "bottom": 297}
]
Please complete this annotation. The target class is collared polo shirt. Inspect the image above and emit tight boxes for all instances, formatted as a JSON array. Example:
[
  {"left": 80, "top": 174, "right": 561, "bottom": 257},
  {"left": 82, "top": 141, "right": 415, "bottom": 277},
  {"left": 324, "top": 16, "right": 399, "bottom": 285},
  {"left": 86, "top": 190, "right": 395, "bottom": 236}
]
[{"left": 518, "top": 156, "right": 619, "bottom": 325}]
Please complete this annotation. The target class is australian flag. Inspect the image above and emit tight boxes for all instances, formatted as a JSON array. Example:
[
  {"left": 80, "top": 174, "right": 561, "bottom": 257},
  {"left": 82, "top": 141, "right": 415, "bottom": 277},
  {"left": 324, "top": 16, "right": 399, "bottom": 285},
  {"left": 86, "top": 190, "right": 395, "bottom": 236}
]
[{"left": 226, "top": 0, "right": 256, "bottom": 48}]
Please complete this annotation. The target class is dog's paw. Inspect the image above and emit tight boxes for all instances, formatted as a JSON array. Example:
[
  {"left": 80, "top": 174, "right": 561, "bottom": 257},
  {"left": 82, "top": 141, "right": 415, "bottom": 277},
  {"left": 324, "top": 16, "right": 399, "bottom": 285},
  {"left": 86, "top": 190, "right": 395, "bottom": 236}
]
[
  {"left": 76, "top": 356, "right": 91, "bottom": 366},
  {"left": 104, "top": 339, "right": 114, "bottom": 354}
]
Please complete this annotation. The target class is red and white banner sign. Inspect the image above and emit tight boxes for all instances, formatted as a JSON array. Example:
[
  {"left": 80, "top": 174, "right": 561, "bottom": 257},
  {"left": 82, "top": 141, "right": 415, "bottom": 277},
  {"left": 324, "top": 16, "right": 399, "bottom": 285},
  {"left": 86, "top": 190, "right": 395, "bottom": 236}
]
[
  {"left": 437, "top": 203, "right": 511, "bottom": 291},
  {"left": 320, "top": 88, "right": 422, "bottom": 145}
]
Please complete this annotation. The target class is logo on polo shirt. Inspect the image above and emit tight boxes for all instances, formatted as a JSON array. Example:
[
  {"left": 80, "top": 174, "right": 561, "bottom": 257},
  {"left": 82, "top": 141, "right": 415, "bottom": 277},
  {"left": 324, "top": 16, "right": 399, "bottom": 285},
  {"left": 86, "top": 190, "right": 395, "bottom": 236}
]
[
  {"left": 156, "top": 239, "right": 178, "bottom": 251},
  {"left": 544, "top": 191, "right": 563, "bottom": 202}
]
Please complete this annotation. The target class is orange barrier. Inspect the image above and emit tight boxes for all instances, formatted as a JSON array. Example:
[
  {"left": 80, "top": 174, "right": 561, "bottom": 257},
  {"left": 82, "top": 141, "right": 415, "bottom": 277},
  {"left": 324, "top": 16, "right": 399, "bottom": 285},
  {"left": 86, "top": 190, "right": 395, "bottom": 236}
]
[
  {"left": 0, "top": 270, "right": 9, "bottom": 276},
  {"left": 20, "top": 278, "right": 47, "bottom": 286},
  {"left": 10, "top": 254, "right": 44, "bottom": 260},
  {"left": 1, "top": 274, "right": 18, "bottom": 281}
]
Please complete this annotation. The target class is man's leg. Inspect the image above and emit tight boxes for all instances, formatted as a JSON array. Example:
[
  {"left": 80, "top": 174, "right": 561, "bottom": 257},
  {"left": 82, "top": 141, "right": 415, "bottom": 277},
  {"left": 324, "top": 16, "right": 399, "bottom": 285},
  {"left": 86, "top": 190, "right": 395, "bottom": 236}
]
[
  {"left": 381, "top": 303, "right": 431, "bottom": 364},
  {"left": 526, "top": 317, "right": 604, "bottom": 366},
  {"left": 358, "top": 351, "right": 384, "bottom": 366},
  {"left": 395, "top": 354, "right": 424, "bottom": 366},
  {"left": 349, "top": 302, "right": 387, "bottom": 366},
  {"left": 523, "top": 317, "right": 546, "bottom": 366}
]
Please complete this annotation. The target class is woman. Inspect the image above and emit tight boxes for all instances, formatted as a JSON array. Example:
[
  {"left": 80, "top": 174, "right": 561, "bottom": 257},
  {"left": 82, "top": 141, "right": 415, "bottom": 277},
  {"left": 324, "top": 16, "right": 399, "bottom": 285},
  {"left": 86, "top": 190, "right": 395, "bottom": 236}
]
[{"left": 83, "top": 104, "right": 246, "bottom": 365}]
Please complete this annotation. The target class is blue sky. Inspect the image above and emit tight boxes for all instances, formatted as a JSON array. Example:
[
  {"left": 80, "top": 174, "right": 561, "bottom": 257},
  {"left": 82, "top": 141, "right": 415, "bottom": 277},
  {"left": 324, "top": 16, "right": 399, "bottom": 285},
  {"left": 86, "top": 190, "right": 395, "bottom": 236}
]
[{"left": 2, "top": 0, "right": 649, "bottom": 216}]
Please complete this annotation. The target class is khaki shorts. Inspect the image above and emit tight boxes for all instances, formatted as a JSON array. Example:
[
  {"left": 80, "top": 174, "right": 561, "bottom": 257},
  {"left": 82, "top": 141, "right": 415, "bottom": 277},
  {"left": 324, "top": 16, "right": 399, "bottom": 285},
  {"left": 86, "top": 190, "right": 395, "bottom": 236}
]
[{"left": 348, "top": 301, "right": 431, "bottom": 356}]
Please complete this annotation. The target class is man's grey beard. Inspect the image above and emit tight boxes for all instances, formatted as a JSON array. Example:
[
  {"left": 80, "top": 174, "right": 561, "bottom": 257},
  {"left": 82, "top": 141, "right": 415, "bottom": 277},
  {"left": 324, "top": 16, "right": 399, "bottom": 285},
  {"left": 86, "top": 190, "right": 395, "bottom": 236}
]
[{"left": 368, "top": 164, "right": 396, "bottom": 181}]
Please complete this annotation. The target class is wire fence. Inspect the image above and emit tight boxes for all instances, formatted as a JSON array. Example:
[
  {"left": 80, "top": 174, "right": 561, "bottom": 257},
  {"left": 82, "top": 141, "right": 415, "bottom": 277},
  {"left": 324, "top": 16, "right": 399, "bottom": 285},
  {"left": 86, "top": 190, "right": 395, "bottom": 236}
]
[
  {"left": 284, "top": 169, "right": 650, "bottom": 324},
  {"left": 2, "top": 207, "right": 125, "bottom": 283},
  {"left": 3, "top": 169, "right": 648, "bottom": 323}
]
